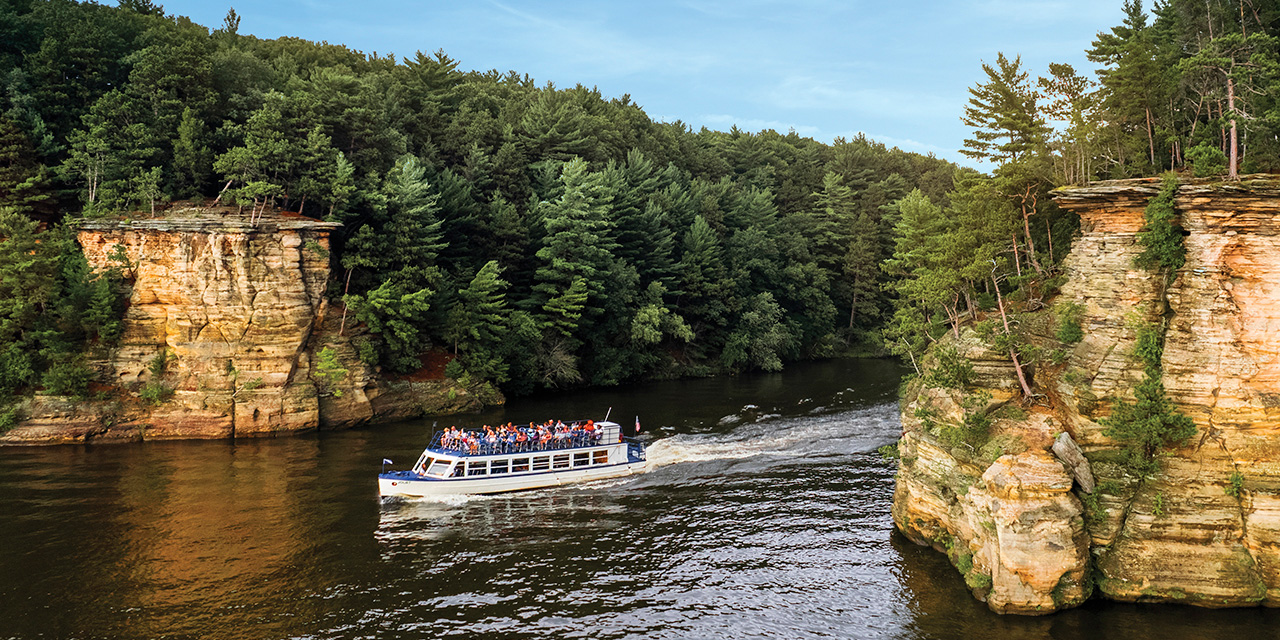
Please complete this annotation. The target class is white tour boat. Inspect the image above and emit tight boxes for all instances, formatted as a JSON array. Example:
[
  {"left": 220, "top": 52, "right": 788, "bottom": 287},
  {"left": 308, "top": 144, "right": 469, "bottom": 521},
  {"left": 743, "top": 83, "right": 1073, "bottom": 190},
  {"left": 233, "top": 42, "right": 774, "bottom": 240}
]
[{"left": 378, "top": 419, "right": 647, "bottom": 498}]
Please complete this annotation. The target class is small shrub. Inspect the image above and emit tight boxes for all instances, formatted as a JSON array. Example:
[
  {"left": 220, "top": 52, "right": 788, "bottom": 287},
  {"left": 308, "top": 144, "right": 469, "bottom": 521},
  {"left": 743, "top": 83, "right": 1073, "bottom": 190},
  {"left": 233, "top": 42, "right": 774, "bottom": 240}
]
[
  {"left": 975, "top": 292, "right": 996, "bottom": 311},
  {"left": 42, "top": 359, "right": 93, "bottom": 397},
  {"left": 924, "top": 346, "right": 974, "bottom": 390},
  {"left": 1055, "top": 302, "right": 1085, "bottom": 344},
  {"left": 1101, "top": 321, "right": 1196, "bottom": 477},
  {"left": 314, "top": 347, "right": 348, "bottom": 397},
  {"left": 913, "top": 406, "right": 939, "bottom": 433},
  {"left": 877, "top": 443, "right": 900, "bottom": 460},
  {"left": 303, "top": 240, "right": 330, "bottom": 259},
  {"left": 443, "top": 359, "right": 465, "bottom": 380},
  {"left": 1080, "top": 491, "right": 1105, "bottom": 521},
  {"left": 1186, "top": 143, "right": 1227, "bottom": 178},
  {"left": 0, "top": 404, "right": 21, "bottom": 433},
  {"left": 140, "top": 381, "right": 174, "bottom": 406},
  {"left": 241, "top": 377, "right": 264, "bottom": 392},
  {"left": 1152, "top": 491, "right": 1166, "bottom": 517},
  {"left": 147, "top": 349, "right": 170, "bottom": 379},
  {"left": 1226, "top": 471, "right": 1245, "bottom": 498},
  {"left": 965, "top": 570, "right": 993, "bottom": 591}
]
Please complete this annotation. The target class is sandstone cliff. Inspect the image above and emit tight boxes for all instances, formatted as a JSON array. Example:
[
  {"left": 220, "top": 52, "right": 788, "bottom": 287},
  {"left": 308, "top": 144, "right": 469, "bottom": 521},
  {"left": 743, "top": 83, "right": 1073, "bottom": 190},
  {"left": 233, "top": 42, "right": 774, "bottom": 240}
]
[
  {"left": 1, "top": 211, "right": 500, "bottom": 444},
  {"left": 893, "top": 176, "right": 1280, "bottom": 613}
]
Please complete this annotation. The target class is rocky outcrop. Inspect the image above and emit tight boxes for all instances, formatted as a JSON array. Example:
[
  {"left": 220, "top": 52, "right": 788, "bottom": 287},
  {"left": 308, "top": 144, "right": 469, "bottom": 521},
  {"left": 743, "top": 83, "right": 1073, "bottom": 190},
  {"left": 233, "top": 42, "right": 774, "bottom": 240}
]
[
  {"left": 0, "top": 212, "right": 500, "bottom": 445},
  {"left": 893, "top": 176, "right": 1280, "bottom": 613}
]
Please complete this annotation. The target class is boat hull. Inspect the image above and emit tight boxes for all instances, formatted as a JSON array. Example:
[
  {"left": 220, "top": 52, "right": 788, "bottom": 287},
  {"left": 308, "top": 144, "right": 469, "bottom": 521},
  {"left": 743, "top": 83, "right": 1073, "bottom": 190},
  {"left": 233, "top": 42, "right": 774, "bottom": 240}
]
[{"left": 378, "top": 460, "right": 647, "bottom": 497}]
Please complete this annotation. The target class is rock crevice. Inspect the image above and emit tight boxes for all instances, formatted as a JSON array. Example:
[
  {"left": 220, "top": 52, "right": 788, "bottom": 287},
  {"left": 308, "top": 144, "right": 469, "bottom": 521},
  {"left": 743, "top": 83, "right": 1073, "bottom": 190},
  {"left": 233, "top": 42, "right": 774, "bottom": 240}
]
[{"left": 893, "top": 176, "right": 1280, "bottom": 613}]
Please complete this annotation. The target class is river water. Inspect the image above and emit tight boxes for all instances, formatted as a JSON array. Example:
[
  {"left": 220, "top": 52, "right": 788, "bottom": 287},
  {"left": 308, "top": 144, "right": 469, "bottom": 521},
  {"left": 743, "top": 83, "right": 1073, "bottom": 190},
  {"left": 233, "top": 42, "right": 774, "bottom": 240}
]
[{"left": 3, "top": 358, "right": 1279, "bottom": 639}]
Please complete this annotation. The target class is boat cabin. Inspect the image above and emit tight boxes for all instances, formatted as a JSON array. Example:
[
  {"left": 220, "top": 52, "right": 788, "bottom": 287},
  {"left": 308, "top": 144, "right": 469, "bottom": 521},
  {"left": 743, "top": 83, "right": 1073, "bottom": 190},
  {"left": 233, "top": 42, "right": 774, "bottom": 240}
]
[{"left": 408, "top": 421, "right": 630, "bottom": 479}]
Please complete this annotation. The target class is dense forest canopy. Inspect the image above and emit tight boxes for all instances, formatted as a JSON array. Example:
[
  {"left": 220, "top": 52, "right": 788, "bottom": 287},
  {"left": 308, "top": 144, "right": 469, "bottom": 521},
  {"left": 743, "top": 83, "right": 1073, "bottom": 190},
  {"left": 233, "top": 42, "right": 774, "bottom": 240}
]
[{"left": 0, "top": 0, "right": 1276, "bottom": 410}]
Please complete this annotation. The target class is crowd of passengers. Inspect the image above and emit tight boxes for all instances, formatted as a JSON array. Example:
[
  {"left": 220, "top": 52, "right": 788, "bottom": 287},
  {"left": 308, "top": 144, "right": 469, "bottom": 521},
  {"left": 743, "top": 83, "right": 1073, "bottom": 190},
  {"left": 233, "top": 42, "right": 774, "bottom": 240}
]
[{"left": 436, "top": 420, "right": 607, "bottom": 454}]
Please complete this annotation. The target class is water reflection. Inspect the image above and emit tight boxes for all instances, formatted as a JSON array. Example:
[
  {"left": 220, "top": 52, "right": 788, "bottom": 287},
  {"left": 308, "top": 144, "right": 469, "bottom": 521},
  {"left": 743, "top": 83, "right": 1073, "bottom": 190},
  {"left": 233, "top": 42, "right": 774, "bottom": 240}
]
[{"left": 3, "top": 359, "right": 1280, "bottom": 639}]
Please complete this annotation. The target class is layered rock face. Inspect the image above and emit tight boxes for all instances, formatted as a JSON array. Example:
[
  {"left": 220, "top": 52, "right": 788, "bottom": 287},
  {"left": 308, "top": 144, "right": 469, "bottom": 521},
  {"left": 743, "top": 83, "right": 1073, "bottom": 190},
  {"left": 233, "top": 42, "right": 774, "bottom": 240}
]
[
  {"left": 1, "top": 213, "right": 499, "bottom": 444},
  {"left": 893, "top": 177, "right": 1280, "bottom": 613},
  {"left": 77, "top": 216, "right": 339, "bottom": 439}
]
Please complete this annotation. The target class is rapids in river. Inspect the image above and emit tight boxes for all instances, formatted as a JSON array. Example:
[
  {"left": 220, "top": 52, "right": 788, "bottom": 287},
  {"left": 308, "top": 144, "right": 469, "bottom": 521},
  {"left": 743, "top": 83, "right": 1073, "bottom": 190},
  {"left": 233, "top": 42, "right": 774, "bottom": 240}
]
[{"left": 2, "top": 358, "right": 1279, "bottom": 638}]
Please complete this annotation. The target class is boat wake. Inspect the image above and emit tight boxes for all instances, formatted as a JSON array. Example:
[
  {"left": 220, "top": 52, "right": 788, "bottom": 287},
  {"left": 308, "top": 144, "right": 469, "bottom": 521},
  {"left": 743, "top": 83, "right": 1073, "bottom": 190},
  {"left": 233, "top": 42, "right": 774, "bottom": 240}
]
[{"left": 641, "top": 401, "right": 900, "bottom": 473}]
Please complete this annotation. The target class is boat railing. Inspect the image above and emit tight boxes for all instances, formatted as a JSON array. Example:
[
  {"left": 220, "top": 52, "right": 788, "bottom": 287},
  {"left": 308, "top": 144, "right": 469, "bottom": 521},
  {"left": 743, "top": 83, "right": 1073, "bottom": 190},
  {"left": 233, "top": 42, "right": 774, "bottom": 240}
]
[
  {"left": 426, "top": 425, "right": 618, "bottom": 457},
  {"left": 623, "top": 437, "right": 646, "bottom": 461}
]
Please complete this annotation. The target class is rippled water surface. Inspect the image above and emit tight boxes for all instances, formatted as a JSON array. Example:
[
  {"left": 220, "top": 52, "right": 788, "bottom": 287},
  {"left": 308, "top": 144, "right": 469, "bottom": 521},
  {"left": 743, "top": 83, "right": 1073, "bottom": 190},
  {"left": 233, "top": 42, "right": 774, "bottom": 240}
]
[{"left": 3, "top": 358, "right": 1279, "bottom": 639}]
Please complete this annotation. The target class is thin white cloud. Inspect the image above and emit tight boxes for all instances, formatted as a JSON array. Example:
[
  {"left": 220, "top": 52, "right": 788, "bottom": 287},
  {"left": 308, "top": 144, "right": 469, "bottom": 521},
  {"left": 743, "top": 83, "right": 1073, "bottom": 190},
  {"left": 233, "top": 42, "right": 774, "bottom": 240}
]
[
  {"left": 768, "top": 76, "right": 958, "bottom": 120},
  {"left": 700, "top": 114, "right": 820, "bottom": 136},
  {"left": 481, "top": 0, "right": 722, "bottom": 77}
]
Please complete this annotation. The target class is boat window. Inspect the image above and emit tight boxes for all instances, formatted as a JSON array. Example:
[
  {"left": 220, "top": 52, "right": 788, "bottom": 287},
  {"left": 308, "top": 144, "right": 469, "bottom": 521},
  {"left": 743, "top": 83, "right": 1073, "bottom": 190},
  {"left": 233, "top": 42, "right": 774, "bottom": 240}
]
[
  {"left": 427, "top": 460, "right": 452, "bottom": 477},
  {"left": 491, "top": 459, "right": 509, "bottom": 474},
  {"left": 467, "top": 461, "right": 487, "bottom": 476},
  {"left": 553, "top": 454, "right": 570, "bottom": 470},
  {"left": 512, "top": 457, "right": 530, "bottom": 472},
  {"left": 532, "top": 456, "right": 550, "bottom": 471},
  {"left": 573, "top": 452, "right": 590, "bottom": 467},
  {"left": 592, "top": 450, "right": 609, "bottom": 465}
]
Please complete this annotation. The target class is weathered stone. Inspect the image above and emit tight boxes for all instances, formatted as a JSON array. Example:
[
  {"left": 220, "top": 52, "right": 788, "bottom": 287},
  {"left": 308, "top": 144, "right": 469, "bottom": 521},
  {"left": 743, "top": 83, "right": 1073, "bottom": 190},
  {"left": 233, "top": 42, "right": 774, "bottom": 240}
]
[
  {"left": 3, "top": 212, "right": 502, "bottom": 443},
  {"left": 894, "top": 176, "right": 1280, "bottom": 614},
  {"left": 1052, "top": 432, "right": 1095, "bottom": 494}
]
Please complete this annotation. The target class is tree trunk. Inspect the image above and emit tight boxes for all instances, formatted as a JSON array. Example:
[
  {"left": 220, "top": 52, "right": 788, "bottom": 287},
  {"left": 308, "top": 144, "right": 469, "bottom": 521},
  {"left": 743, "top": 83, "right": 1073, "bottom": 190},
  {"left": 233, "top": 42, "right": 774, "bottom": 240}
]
[
  {"left": 1011, "top": 234, "right": 1023, "bottom": 278},
  {"left": 1045, "top": 217, "right": 1055, "bottom": 265},
  {"left": 1145, "top": 105, "right": 1157, "bottom": 167},
  {"left": 1228, "top": 76, "right": 1239, "bottom": 180},
  {"left": 992, "top": 273, "right": 1034, "bottom": 398},
  {"left": 211, "top": 179, "right": 233, "bottom": 208},
  {"left": 339, "top": 267, "right": 354, "bottom": 336}
]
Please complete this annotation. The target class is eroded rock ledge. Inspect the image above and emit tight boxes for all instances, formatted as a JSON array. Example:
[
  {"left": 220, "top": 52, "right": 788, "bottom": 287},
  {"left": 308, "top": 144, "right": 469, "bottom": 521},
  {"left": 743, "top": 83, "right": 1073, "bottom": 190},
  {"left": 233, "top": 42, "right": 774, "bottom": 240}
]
[
  {"left": 893, "top": 176, "right": 1280, "bottom": 614},
  {"left": 2, "top": 213, "right": 500, "bottom": 445}
]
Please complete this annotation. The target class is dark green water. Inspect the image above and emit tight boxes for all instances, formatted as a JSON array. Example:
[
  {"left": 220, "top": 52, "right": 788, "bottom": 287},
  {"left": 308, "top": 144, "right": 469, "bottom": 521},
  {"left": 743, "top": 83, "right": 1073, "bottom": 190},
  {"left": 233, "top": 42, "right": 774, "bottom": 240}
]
[{"left": 2, "top": 358, "right": 1278, "bottom": 639}]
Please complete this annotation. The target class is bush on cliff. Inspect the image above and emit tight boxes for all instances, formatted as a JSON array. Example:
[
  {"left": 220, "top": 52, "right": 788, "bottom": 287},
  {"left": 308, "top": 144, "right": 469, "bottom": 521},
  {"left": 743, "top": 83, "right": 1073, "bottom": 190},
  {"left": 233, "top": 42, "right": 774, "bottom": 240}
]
[
  {"left": 1133, "top": 173, "right": 1185, "bottom": 276},
  {"left": 1099, "top": 323, "right": 1196, "bottom": 477}
]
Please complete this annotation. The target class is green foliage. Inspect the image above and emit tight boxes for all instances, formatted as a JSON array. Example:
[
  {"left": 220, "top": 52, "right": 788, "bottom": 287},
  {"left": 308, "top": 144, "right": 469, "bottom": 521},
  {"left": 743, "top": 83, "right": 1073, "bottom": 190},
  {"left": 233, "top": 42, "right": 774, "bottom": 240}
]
[
  {"left": 1055, "top": 302, "right": 1085, "bottom": 344},
  {"left": 1185, "top": 144, "right": 1227, "bottom": 178},
  {"left": 345, "top": 279, "right": 435, "bottom": 373},
  {"left": 1080, "top": 490, "right": 1106, "bottom": 521},
  {"left": 139, "top": 381, "right": 173, "bottom": 406},
  {"left": 0, "top": 404, "right": 20, "bottom": 433},
  {"left": 41, "top": 358, "right": 93, "bottom": 397},
  {"left": 877, "top": 443, "right": 900, "bottom": 461},
  {"left": 1152, "top": 491, "right": 1165, "bottom": 517},
  {"left": 923, "top": 345, "right": 973, "bottom": 390},
  {"left": 1133, "top": 173, "right": 1184, "bottom": 275},
  {"left": 0, "top": 0, "right": 984, "bottom": 398},
  {"left": 147, "top": 349, "right": 169, "bottom": 379},
  {"left": 1226, "top": 471, "right": 1245, "bottom": 498},
  {"left": 964, "top": 569, "right": 993, "bottom": 592},
  {"left": 314, "top": 347, "right": 348, "bottom": 398},
  {"left": 443, "top": 359, "right": 465, "bottom": 380},
  {"left": 1100, "top": 322, "right": 1197, "bottom": 477}
]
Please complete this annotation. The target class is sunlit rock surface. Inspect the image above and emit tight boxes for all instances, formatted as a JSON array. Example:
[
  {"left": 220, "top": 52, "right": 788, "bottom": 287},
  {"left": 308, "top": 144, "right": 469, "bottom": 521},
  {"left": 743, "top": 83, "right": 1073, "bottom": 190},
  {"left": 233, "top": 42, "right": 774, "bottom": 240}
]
[
  {"left": 1, "top": 212, "right": 498, "bottom": 444},
  {"left": 893, "top": 176, "right": 1280, "bottom": 613}
]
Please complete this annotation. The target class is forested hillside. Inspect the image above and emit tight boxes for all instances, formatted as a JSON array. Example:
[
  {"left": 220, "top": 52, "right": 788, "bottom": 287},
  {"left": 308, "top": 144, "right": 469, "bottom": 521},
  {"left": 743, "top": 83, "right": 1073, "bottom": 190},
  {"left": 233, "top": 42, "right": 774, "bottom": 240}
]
[
  {"left": 1, "top": 0, "right": 1276, "bottom": 408},
  {"left": 882, "top": 0, "right": 1280, "bottom": 378},
  {"left": 0, "top": 0, "right": 959, "bottom": 400}
]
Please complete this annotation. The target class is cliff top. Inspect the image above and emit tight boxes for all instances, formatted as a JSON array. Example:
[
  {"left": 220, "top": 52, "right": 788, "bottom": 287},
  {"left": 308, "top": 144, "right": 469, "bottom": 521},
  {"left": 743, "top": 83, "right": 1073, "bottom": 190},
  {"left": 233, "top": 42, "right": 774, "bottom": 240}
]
[
  {"left": 75, "top": 203, "right": 342, "bottom": 233},
  {"left": 1053, "top": 174, "right": 1280, "bottom": 204}
]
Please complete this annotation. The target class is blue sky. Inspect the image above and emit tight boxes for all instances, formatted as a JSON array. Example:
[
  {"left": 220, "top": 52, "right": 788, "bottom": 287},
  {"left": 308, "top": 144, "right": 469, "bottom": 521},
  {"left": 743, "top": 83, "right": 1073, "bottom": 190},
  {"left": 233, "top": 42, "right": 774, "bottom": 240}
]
[{"left": 163, "top": 0, "right": 1126, "bottom": 167}]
